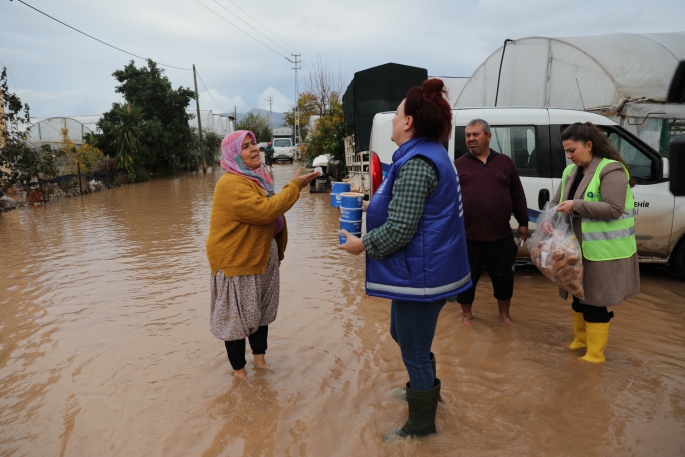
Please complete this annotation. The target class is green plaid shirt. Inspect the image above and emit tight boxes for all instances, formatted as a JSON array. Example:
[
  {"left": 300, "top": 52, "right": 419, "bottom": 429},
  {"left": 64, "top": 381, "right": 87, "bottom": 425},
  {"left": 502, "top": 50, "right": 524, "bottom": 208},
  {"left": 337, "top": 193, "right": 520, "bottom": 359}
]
[{"left": 363, "top": 157, "right": 438, "bottom": 258}]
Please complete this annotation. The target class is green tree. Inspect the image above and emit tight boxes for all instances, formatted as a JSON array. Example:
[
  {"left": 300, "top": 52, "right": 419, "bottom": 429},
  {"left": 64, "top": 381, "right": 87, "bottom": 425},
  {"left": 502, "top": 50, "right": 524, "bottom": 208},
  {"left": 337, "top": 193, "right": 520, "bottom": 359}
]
[
  {"left": 94, "top": 60, "right": 194, "bottom": 175},
  {"left": 0, "top": 67, "right": 58, "bottom": 193},
  {"left": 283, "top": 92, "right": 318, "bottom": 140},
  {"left": 236, "top": 112, "right": 272, "bottom": 142},
  {"left": 305, "top": 96, "right": 351, "bottom": 165},
  {"left": 188, "top": 129, "right": 222, "bottom": 169},
  {"left": 203, "top": 131, "right": 223, "bottom": 165},
  {"left": 112, "top": 102, "right": 144, "bottom": 182}
]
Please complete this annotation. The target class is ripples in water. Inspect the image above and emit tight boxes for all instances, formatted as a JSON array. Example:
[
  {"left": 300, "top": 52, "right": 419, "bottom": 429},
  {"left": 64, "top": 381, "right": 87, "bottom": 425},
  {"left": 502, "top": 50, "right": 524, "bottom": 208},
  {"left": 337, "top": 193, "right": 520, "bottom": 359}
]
[{"left": 1, "top": 164, "right": 684, "bottom": 456}]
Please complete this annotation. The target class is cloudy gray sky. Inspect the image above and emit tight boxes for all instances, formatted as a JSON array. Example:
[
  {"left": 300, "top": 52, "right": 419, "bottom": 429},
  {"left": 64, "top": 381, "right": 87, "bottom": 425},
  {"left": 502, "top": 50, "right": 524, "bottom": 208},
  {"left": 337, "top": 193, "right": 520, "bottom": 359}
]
[{"left": 2, "top": 0, "right": 684, "bottom": 118}]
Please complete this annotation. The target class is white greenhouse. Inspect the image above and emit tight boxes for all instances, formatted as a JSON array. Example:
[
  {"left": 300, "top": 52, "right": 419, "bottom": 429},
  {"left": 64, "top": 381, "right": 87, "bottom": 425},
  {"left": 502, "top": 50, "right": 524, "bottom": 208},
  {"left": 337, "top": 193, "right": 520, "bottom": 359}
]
[
  {"left": 455, "top": 31, "right": 685, "bottom": 154},
  {"left": 20, "top": 110, "right": 234, "bottom": 149},
  {"left": 432, "top": 76, "right": 469, "bottom": 106},
  {"left": 26, "top": 117, "right": 94, "bottom": 149},
  {"left": 187, "top": 110, "right": 235, "bottom": 137}
]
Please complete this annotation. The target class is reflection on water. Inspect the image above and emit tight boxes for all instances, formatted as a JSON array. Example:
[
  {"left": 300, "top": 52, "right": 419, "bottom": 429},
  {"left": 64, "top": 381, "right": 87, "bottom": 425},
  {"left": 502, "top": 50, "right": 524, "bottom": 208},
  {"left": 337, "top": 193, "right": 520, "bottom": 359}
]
[{"left": 1, "top": 165, "right": 685, "bottom": 456}]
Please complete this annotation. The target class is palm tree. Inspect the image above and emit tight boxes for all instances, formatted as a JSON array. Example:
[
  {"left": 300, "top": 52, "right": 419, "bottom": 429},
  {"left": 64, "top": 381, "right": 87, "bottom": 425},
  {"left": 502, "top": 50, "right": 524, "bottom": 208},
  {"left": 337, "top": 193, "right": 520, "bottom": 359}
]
[{"left": 112, "top": 102, "right": 144, "bottom": 182}]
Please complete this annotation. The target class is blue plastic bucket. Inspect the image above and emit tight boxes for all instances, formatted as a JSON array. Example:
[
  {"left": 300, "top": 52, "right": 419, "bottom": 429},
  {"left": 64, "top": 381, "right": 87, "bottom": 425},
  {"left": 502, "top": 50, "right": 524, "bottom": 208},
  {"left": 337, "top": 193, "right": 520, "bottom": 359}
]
[
  {"left": 331, "top": 182, "right": 352, "bottom": 194},
  {"left": 339, "top": 218, "right": 363, "bottom": 233},
  {"left": 340, "top": 207, "right": 363, "bottom": 221},
  {"left": 330, "top": 193, "right": 342, "bottom": 207},
  {"left": 340, "top": 192, "right": 364, "bottom": 209},
  {"left": 339, "top": 231, "right": 362, "bottom": 245}
]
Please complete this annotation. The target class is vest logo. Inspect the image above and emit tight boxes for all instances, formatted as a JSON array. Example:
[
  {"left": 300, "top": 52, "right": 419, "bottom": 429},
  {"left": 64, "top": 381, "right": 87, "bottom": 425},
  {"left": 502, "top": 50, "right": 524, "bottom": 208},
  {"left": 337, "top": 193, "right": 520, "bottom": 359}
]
[
  {"left": 635, "top": 201, "right": 649, "bottom": 208},
  {"left": 586, "top": 191, "right": 595, "bottom": 198}
]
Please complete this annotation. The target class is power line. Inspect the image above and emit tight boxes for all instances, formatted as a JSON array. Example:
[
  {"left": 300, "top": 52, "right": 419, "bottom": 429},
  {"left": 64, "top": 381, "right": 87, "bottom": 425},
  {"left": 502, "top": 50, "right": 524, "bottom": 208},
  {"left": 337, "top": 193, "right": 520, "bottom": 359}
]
[
  {"left": 13, "top": 0, "right": 192, "bottom": 71},
  {"left": 223, "top": 0, "right": 297, "bottom": 53},
  {"left": 210, "top": 0, "right": 292, "bottom": 55},
  {"left": 190, "top": 0, "right": 291, "bottom": 62},
  {"left": 195, "top": 70, "right": 229, "bottom": 112},
  {"left": 273, "top": 61, "right": 294, "bottom": 95},
  {"left": 228, "top": 0, "right": 295, "bottom": 50}
]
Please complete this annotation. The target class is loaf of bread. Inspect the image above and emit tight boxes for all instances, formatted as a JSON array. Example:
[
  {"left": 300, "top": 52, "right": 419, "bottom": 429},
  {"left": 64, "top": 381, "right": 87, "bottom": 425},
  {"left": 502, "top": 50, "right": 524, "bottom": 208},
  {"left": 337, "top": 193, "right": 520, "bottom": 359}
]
[{"left": 529, "top": 229, "right": 584, "bottom": 299}]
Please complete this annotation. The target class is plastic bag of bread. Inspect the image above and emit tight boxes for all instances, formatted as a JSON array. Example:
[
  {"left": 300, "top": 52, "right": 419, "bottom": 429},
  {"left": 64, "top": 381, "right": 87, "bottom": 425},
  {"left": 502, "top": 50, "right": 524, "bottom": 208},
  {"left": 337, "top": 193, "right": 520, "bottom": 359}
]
[{"left": 527, "top": 203, "right": 585, "bottom": 299}]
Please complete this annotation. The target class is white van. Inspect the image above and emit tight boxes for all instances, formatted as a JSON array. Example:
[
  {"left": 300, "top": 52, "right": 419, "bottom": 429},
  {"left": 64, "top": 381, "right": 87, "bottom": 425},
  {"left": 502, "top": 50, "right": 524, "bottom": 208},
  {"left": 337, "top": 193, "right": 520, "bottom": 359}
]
[{"left": 368, "top": 108, "right": 685, "bottom": 279}]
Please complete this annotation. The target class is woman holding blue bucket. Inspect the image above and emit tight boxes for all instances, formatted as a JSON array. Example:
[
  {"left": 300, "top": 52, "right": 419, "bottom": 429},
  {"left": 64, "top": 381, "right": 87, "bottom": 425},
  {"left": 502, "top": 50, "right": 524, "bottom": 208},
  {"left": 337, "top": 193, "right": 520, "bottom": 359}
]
[
  {"left": 339, "top": 191, "right": 364, "bottom": 242},
  {"left": 338, "top": 79, "right": 472, "bottom": 439}
]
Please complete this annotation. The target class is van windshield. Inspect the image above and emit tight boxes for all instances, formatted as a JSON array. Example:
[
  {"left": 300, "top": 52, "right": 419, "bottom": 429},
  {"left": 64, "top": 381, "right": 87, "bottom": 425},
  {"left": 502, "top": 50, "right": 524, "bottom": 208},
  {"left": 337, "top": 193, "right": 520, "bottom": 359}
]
[{"left": 273, "top": 139, "right": 291, "bottom": 148}]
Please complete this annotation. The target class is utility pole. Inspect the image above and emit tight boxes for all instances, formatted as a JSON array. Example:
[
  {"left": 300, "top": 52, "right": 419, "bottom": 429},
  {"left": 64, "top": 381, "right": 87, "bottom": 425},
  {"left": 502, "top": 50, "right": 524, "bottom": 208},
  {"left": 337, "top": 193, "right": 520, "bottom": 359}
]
[
  {"left": 291, "top": 53, "right": 301, "bottom": 147},
  {"left": 192, "top": 64, "right": 207, "bottom": 173},
  {"left": 264, "top": 96, "right": 273, "bottom": 127}
]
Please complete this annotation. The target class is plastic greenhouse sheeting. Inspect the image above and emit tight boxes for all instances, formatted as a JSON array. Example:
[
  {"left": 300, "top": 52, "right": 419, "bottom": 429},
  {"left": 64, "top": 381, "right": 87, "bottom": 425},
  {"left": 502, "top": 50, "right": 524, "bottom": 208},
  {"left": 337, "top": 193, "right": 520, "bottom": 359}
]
[
  {"left": 456, "top": 32, "right": 685, "bottom": 110},
  {"left": 26, "top": 117, "right": 94, "bottom": 148},
  {"left": 187, "top": 110, "right": 235, "bottom": 137},
  {"left": 431, "top": 76, "right": 469, "bottom": 106},
  {"left": 456, "top": 32, "right": 685, "bottom": 153}
]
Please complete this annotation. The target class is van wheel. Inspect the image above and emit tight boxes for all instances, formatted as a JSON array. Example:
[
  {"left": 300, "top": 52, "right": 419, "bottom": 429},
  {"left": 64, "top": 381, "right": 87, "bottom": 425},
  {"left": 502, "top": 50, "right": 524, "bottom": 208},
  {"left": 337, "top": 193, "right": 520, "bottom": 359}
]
[
  {"left": 289, "top": 159, "right": 293, "bottom": 164},
  {"left": 671, "top": 239, "right": 685, "bottom": 281}
]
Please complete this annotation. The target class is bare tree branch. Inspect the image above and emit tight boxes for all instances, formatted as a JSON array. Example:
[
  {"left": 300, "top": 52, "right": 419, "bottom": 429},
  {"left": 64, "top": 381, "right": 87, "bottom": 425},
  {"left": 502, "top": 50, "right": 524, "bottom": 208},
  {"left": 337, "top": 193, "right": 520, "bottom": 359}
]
[{"left": 306, "top": 54, "right": 345, "bottom": 117}]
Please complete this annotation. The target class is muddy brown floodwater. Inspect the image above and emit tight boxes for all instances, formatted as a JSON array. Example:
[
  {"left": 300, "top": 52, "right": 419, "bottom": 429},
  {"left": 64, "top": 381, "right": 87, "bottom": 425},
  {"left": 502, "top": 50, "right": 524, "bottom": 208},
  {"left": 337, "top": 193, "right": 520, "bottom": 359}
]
[{"left": 1, "top": 164, "right": 685, "bottom": 457}]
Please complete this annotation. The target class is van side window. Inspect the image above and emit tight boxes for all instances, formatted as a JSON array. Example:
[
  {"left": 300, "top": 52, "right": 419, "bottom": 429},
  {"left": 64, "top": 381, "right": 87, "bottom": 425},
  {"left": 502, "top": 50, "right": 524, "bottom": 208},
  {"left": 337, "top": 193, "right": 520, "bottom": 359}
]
[
  {"left": 489, "top": 126, "right": 537, "bottom": 177},
  {"left": 602, "top": 129, "right": 652, "bottom": 181}
]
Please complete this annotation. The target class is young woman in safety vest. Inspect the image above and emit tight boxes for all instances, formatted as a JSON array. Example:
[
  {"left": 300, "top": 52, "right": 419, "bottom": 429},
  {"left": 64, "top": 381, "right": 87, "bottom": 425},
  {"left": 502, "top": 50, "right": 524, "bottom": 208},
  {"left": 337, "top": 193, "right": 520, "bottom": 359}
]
[{"left": 546, "top": 122, "right": 639, "bottom": 363}]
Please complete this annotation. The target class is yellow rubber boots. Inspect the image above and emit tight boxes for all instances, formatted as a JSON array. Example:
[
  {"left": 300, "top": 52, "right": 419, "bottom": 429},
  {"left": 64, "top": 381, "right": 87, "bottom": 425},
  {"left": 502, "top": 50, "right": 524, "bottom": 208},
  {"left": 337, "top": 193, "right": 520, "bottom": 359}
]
[
  {"left": 580, "top": 322, "right": 610, "bottom": 363},
  {"left": 569, "top": 310, "right": 587, "bottom": 349}
]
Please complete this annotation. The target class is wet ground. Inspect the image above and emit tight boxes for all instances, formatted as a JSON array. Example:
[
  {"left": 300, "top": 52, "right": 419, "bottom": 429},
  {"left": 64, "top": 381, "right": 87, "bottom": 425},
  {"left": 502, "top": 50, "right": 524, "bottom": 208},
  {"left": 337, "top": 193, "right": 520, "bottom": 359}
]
[{"left": 1, "top": 163, "right": 685, "bottom": 457}]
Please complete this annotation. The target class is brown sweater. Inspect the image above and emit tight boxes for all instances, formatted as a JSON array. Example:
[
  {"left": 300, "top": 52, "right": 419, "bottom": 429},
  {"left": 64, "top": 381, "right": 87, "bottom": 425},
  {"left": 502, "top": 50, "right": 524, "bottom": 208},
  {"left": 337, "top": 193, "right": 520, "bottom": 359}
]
[{"left": 206, "top": 173, "right": 304, "bottom": 277}]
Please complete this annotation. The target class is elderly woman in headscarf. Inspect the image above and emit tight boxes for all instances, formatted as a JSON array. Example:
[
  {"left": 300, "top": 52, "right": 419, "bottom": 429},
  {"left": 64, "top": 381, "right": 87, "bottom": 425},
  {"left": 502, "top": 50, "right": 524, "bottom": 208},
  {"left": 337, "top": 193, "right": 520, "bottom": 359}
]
[{"left": 206, "top": 130, "right": 319, "bottom": 379}]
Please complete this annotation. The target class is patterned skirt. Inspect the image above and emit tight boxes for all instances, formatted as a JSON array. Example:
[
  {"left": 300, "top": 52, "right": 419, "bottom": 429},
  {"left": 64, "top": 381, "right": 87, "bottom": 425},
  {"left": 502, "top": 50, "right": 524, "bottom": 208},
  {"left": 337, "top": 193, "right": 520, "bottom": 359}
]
[{"left": 209, "top": 238, "right": 280, "bottom": 341}]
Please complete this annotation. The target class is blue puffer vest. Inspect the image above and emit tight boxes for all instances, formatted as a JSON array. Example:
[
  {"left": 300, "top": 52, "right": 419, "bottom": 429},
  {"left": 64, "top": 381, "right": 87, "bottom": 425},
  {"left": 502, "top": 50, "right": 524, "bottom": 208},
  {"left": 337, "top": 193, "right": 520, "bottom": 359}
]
[{"left": 365, "top": 137, "right": 472, "bottom": 302}]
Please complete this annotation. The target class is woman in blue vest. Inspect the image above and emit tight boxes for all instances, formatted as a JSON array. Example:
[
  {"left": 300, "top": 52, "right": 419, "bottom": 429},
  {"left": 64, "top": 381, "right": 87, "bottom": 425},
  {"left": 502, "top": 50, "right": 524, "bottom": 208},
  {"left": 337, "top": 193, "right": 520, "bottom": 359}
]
[
  {"left": 339, "top": 79, "right": 472, "bottom": 439},
  {"left": 547, "top": 122, "right": 640, "bottom": 363}
]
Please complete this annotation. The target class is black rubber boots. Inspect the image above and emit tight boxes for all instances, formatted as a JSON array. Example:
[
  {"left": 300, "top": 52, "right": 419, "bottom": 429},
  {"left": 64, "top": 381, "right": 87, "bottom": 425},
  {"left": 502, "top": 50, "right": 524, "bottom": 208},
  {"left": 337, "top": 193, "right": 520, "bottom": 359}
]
[{"left": 386, "top": 378, "right": 441, "bottom": 440}]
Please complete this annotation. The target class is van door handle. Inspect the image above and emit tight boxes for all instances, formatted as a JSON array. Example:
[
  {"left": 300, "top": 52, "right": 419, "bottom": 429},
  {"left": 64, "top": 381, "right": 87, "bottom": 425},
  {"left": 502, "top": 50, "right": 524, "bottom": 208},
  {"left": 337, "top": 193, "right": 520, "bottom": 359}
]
[{"left": 538, "top": 189, "right": 550, "bottom": 210}]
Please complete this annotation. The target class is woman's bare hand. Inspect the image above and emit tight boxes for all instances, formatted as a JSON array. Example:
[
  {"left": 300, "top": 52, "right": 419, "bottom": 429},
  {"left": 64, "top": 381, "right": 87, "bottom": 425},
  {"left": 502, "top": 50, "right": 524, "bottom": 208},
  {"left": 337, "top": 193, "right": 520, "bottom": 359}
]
[
  {"left": 557, "top": 200, "right": 574, "bottom": 214},
  {"left": 362, "top": 200, "right": 370, "bottom": 212},
  {"left": 541, "top": 221, "right": 555, "bottom": 235},
  {"left": 337, "top": 230, "right": 365, "bottom": 255},
  {"left": 293, "top": 168, "right": 321, "bottom": 187}
]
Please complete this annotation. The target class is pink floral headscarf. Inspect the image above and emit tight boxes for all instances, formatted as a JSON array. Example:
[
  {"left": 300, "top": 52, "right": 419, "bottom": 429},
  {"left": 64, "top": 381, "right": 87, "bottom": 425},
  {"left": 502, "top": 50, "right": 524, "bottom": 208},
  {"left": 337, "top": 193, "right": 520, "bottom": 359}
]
[{"left": 220, "top": 130, "right": 275, "bottom": 196}]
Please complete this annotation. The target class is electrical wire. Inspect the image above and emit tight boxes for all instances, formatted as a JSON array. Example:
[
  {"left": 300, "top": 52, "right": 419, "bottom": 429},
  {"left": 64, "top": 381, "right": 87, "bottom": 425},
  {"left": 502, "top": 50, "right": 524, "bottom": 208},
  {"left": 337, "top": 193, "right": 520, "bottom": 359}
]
[
  {"left": 210, "top": 0, "right": 292, "bottom": 55},
  {"left": 195, "top": 70, "right": 228, "bottom": 113},
  {"left": 222, "top": 0, "right": 297, "bottom": 53},
  {"left": 14, "top": 0, "right": 192, "bottom": 71},
  {"left": 190, "top": 0, "right": 291, "bottom": 62},
  {"left": 273, "top": 61, "right": 294, "bottom": 95},
  {"left": 0, "top": 61, "right": 18, "bottom": 87}
]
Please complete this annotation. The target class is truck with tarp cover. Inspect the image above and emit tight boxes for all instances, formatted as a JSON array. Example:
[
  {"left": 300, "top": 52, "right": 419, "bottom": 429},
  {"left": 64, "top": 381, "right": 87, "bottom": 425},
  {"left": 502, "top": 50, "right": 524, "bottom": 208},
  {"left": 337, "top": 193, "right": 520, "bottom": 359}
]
[{"left": 341, "top": 63, "right": 428, "bottom": 195}]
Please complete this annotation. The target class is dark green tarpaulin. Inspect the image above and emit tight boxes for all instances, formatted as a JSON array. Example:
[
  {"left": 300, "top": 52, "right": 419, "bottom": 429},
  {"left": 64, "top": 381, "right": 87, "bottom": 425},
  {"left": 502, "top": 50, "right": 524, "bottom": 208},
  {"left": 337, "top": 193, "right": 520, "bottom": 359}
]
[{"left": 342, "top": 63, "right": 427, "bottom": 152}]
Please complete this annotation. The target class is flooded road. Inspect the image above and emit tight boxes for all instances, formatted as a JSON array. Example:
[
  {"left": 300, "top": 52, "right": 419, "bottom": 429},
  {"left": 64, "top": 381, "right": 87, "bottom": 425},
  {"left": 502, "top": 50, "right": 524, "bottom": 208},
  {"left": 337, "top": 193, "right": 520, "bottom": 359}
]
[{"left": 1, "top": 163, "right": 685, "bottom": 456}]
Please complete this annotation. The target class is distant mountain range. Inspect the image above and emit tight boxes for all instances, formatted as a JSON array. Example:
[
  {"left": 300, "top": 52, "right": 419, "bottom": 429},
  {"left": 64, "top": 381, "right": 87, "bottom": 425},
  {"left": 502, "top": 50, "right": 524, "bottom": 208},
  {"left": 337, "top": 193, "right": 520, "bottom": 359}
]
[{"left": 221, "top": 108, "right": 286, "bottom": 129}]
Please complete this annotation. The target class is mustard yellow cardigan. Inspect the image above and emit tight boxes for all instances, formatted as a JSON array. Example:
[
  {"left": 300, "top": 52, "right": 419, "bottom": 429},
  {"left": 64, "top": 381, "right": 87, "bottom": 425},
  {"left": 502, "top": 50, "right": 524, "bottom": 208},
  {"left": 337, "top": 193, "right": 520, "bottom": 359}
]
[{"left": 206, "top": 173, "right": 304, "bottom": 277}]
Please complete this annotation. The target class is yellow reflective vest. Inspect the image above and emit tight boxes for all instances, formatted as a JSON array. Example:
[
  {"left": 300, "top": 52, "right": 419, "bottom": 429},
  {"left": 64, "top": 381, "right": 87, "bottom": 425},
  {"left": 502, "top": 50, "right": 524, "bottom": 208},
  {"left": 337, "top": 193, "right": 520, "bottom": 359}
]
[{"left": 560, "top": 159, "right": 636, "bottom": 261}]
